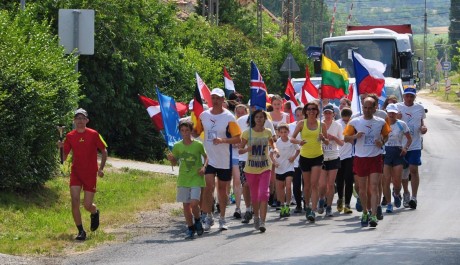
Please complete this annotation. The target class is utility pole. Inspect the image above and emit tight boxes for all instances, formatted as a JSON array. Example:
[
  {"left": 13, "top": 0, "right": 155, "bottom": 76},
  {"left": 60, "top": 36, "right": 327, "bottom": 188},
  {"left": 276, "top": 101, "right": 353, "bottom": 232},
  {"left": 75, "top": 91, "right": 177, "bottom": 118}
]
[
  {"left": 257, "top": 0, "right": 262, "bottom": 42},
  {"left": 423, "top": 0, "right": 427, "bottom": 89}
]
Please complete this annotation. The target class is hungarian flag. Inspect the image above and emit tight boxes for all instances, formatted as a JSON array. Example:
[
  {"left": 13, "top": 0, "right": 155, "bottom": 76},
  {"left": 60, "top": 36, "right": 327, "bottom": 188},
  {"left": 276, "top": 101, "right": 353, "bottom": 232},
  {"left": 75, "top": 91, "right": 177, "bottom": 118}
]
[
  {"left": 321, "top": 55, "right": 349, "bottom": 99},
  {"left": 284, "top": 79, "right": 298, "bottom": 122},
  {"left": 195, "top": 72, "right": 213, "bottom": 107},
  {"left": 352, "top": 51, "right": 385, "bottom": 96},
  {"left": 139, "top": 95, "right": 188, "bottom": 132},
  {"left": 301, "top": 65, "right": 319, "bottom": 104},
  {"left": 250, "top": 61, "right": 268, "bottom": 110},
  {"left": 223, "top": 66, "right": 235, "bottom": 96},
  {"left": 138, "top": 95, "right": 163, "bottom": 131}
]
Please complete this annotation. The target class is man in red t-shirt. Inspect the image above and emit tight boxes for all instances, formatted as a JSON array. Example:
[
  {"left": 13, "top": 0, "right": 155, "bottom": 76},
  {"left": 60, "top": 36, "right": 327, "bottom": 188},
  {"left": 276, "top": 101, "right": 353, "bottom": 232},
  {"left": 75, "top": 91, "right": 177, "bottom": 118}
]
[{"left": 62, "top": 108, "right": 108, "bottom": 241}]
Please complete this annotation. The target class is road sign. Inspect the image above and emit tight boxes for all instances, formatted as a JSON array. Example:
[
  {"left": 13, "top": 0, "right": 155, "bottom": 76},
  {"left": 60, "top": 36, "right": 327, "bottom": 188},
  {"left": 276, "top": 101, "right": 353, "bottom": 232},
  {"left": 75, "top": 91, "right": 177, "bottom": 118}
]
[
  {"left": 442, "top": 61, "right": 451, "bottom": 71},
  {"left": 58, "top": 9, "right": 94, "bottom": 55},
  {"left": 280, "top": 53, "right": 300, "bottom": 72}
]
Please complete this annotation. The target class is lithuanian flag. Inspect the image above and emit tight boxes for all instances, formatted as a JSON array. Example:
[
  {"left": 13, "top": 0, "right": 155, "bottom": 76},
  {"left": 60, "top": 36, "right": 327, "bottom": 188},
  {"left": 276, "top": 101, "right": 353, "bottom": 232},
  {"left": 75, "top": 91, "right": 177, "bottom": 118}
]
[{"left": 321, "top": 54, "right": 349, "bottom": 99}]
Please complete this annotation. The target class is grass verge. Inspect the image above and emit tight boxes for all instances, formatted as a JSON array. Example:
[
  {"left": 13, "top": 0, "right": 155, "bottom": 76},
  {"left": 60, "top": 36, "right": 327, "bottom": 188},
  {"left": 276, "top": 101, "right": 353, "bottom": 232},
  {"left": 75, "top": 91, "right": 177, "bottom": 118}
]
[{"left": 0, "top": 167, "right": 177, "bottom": 256}]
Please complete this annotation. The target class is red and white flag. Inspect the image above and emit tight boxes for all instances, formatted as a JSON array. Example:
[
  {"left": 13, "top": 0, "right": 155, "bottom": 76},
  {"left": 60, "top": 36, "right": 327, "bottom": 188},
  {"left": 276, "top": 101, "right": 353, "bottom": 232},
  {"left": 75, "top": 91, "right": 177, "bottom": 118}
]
[
  {"left": 138, "top": 95, "right": 163, "bottom": 131},
  {"left": 139, "top": 94, "right": 188, "bottom": 131},
  {"left": 301, "top": 65, "right": 319, "bottom": 104},
  {"left": 195, "top": 72, "right": 213, "bottom": 107},
  {"left": 284, "top": 79, "right": 298, "bottom": 122},
  {"left": 223, "top": 67, "right": 235, "bottom": 93}
]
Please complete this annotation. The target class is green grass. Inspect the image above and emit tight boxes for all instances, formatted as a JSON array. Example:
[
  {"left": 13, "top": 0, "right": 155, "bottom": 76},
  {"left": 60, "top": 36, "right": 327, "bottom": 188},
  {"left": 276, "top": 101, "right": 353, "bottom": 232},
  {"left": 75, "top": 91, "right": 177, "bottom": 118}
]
[
  {"left": 0, "top": 168, "right": 177, "bottom": 256},
  {"left": 424, "top": 84, "right": 460, "bottom": 106}
]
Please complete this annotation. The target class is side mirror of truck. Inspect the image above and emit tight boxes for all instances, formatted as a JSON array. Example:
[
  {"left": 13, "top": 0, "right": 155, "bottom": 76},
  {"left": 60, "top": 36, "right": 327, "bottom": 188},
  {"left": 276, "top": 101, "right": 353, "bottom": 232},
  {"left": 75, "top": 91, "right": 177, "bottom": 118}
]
[{"left": 313, "top": 58, "right": 321, "bottom": 75}]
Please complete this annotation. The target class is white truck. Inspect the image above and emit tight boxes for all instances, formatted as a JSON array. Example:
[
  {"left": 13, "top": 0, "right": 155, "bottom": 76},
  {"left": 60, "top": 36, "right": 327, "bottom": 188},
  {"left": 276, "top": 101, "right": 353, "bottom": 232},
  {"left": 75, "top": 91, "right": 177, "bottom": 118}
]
[{"left": 321, "top": 24, "right": 416, "bottom": 104}]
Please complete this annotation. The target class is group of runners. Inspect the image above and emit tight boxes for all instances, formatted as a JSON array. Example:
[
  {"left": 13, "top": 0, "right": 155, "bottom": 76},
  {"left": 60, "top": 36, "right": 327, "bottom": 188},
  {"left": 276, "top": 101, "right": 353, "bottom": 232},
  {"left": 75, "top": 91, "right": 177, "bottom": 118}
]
[{"left": 166, "top": 86, "right": 427, "bottom": 238}]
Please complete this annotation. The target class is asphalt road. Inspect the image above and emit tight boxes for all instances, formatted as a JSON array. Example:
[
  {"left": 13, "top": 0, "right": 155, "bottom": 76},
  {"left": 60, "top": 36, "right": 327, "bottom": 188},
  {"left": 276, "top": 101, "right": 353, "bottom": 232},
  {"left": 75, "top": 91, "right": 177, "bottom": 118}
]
[{"left": 61, "top": 95, "right": 460, "bottom": 265}]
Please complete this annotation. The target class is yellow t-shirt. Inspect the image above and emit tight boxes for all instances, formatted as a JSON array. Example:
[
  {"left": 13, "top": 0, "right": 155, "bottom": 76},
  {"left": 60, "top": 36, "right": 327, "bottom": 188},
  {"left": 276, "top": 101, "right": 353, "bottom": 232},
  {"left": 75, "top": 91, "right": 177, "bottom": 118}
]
[
  {"left": 300, "top": 120, "right": 323, "bottom": 158},
  {"left": 242, "top": 128, "right": 273, "bottom": 174}
]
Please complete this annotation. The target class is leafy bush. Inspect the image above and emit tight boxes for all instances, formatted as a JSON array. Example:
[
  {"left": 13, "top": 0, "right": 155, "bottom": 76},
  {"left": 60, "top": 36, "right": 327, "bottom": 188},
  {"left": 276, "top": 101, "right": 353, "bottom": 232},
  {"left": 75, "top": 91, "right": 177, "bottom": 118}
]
[{"left": 0, "top": 7, "right": 79, "bottom": 189}]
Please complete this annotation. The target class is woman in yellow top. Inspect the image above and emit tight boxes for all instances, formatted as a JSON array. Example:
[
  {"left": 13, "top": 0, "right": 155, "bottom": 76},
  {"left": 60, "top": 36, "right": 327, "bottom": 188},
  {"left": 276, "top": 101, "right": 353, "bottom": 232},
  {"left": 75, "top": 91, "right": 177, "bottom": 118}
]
[
  {"left": 240, "top": 109, "right": 278, "bottom": 233},
  {"left": 291, "top": 102, "right": 329, "bottom": 223}
]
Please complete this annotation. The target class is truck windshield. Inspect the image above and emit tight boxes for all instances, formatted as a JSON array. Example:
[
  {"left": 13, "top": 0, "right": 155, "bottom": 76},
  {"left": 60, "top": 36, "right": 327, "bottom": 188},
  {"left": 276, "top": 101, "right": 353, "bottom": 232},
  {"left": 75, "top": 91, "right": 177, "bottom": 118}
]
[{"left": 323, "top": 39, "right": 398, "bottom": 79}]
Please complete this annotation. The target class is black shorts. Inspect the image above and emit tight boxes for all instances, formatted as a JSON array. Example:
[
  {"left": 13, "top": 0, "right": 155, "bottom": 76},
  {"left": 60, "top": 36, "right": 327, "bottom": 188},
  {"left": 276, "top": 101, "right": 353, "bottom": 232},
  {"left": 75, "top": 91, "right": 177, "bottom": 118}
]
[
  {"left": 205, "top": 165, "right": 232, "bottom": 181},
  {"left": 299, "top": 155, "right": 324, "bottom": 172},
  {"left": 276, "top": 171, "right": 295, "bottom": 181},
  {"left": 322, "top": 157, "right": 341, "bottom": 171}
]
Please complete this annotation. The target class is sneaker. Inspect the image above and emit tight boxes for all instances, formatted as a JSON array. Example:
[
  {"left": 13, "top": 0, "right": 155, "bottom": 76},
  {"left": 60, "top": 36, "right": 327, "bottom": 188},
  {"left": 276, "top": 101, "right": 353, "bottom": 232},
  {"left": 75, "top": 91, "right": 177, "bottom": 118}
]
[
  {"left": 361, "top": 212, "right": 369, "bottom": 227},
  {"left": 275, "top": 200, "right": 281, "bottom": 210},
  {"left": 326, "top": 206, "right": 333, "bottom": 217},
  {"left": 233, "top": 208, "right": 242, "bottom": 219},
  {"left": 259, "top": 221, "right": 266, "bottom": 233},
  {"left": 279, "top": 206, "right": 285, "bottom": 218},
  {"left": 185, "top": 227, "right": 195, "bottom": 239},
  {"left": 381, "top": 196, "right": 387, "bottom": 206},
  {"left": 376, "top": 205, "right": 384, "bottom": 220},
  {"left": 242, "top": 211, "right": 253, "bottom": 224},
  {"left": 204, "top": 216, "right": 214, "bottom": 231},
  {"left": 305, "top": 206, "right": 312, "bottom": 217},
  {"left": 344, "top": 205, "right": 353, "bottom": 214},
  {"left": 254, "top": 217, "right": 260, "bottom": 230},
  {"left": 403, "top": 192, "right": 410, "bottom": 208},
  {"left": 219, "top": 218, "right": 228, "bottom": 230},
  {"left": 393, "top": 192, "right": 402, "bottom": 208},
  {"left": 75, "top": 230, "right": 87, "bottom": 241},
  {"left": 317, "top": 199, "right": 325, "bottom": 214},
  {"left": 355, "top": 197, "right": 363, "bottom": 212},
  {"left": 369, "top": 215, "right": 378, "bottom": 228},
  {"left": 294, "top": 206, "right": 302, "bottom": 213},
  {"left": 307, "top": 211, "right": 316, "bottom": 223},
  {"left": 337, "top": 198, "right": 344, "bottom": 212},
  {"left": 386, "top": 203, "right": 394, "bottom": 213},
  {"left": 90, "top": 210, "right": 100, "bottom": 232},
  {"left": 409, "top": 198, "right": 417, "bottom": 209},
  {"left": 285, "top": 206, "right": 291, "bottom": 217},
  {"left": 194, "top": 220, "right": 204, "bottom": 236}
]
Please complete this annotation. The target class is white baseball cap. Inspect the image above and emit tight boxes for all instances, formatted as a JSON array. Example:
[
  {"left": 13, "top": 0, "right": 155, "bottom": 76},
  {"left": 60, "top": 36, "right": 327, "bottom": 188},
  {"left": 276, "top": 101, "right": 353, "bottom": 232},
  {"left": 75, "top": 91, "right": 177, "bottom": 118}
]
[
  {"left": 386, "top": 103, "right": 399, "bottom": 113},
  {"left": 211, "top": 88, "right": 225, "bottom": 97}
]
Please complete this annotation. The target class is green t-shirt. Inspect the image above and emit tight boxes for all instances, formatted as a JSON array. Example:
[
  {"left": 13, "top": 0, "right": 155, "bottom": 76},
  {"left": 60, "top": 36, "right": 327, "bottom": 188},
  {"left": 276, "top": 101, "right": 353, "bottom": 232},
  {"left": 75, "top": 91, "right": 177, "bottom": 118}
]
[{"left": 172, "top": 140, "right": 206, "bottom": 187}]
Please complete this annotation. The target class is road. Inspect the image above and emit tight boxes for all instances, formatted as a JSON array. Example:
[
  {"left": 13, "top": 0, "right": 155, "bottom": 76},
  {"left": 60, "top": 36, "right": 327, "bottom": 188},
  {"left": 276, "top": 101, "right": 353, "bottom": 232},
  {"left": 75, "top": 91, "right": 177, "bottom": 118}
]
[
  {"left": 2, "top": 95, "right": 460, "bottom": 265},
  {"left": 60, "top": 95, "right": 460, "bottom": 265}
]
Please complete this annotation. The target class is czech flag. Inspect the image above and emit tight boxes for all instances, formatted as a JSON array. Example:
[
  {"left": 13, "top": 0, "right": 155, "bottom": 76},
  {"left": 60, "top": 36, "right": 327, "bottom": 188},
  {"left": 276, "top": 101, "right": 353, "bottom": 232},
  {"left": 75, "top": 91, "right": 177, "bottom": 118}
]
[{"left": 352, "top": 51, "right": 385, "bottom": 96}]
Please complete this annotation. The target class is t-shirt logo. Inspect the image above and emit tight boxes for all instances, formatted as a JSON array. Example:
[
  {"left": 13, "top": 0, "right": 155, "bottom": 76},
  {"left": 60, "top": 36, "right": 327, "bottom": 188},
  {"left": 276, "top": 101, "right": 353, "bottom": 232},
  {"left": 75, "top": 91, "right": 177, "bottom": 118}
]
[{"left": 79, "top": 137, "right": 85, "bottom": 142}]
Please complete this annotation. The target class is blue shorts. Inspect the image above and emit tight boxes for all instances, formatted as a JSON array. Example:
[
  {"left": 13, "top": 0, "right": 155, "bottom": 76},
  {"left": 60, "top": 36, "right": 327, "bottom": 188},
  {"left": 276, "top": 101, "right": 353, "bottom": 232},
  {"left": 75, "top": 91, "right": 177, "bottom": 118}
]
[
  {"left": 232, "top": 158, "right": 239, "bottom": 166},
  {"left": 384, "top": 146, "right": 406, "bottom": 166},
  {"left": 405, "top": 150, "right": 422, "bottom": 166}
]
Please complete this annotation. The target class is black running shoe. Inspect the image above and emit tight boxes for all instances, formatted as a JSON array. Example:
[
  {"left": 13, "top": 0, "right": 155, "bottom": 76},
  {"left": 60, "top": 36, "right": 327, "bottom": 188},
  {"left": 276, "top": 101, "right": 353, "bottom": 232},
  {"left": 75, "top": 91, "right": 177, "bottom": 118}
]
[
  {"left": 91, "top": 210, "right": 100, "bottom": 231},
  {"left": 75, "top": 230, "right": 87, "bottom": 241}
]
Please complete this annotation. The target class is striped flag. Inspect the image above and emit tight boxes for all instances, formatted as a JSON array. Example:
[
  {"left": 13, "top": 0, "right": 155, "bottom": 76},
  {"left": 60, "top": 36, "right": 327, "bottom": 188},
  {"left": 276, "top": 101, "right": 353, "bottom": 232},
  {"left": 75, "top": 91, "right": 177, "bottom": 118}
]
[
  {"left": 321, "top": 54, "right": 349, "bottom": 99},
  {"left": 284, "top": 79, "right": 298, "bottom": 122},
  {"left": 195, "top": 72, "right": 213, "bottom": 107},
  {"left": 301, "top": 65, "right": 319, "bottom": 104},
  {"left": 223, "top": 66, "right": 235, "bottom": 96}
]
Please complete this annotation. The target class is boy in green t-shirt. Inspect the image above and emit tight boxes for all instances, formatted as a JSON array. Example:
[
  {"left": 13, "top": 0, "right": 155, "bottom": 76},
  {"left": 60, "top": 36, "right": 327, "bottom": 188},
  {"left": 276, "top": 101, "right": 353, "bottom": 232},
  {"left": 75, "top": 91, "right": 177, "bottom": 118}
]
[{"left": 167, "top": 120, "right": 207, "bottom": 239}]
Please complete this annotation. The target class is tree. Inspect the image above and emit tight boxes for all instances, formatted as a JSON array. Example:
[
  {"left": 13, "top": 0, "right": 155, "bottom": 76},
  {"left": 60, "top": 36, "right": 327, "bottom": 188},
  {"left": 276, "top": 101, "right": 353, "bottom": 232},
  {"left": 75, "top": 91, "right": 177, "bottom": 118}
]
[{"left": 0, "top": 6, "right": 79, "bottom": 189}]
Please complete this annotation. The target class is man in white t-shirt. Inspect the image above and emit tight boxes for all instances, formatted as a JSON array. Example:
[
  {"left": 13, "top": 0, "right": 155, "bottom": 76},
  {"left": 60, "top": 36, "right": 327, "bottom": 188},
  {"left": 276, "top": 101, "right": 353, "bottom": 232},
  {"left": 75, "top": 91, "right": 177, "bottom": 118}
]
[
  {"left": 397, "top": 87, "right": 427, "bottom": 209},
  {"left": 194, "top": 88, "right": 241, "bottom": 231},
  {"left": 343, "top": 97, "right": 391, "bottom": 228}
]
